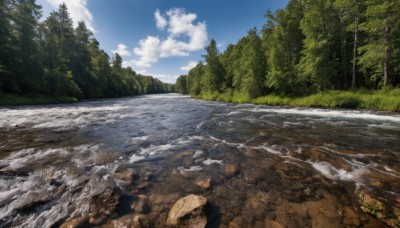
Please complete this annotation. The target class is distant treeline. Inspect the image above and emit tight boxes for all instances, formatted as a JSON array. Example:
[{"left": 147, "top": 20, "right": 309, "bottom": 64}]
[
  {"left": 0, "top": 1, "right": 173, "bottom": 101},
  {"left": 176, "top": 0, "right": 400, "bottom": 98}
]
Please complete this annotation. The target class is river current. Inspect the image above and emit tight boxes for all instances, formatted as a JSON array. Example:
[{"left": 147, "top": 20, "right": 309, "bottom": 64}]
[{"left": 0, "top": 94, "right": 399, "bottom": 227}]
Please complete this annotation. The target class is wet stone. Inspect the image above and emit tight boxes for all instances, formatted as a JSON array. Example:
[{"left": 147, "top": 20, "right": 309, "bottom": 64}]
[
  {"left": 166, "top": 194, "right": 209, "bottom": 227},
  {"left": 356, "top": 187, "right": 400, "bottom": 227},
  {"left": 60, "top": 216, "right": 89, "bottom": 228},
  {"left": 264, "top": 220, "right": 285, "bottom": 228},
  {"left": 113, "top": 168, "right": 135, "bottom": 185},
  {"left": 229, "top": 216, "right": 243, "bottom": 228},
  {"left": 89, "top": 214, "right": 107, "bottom": 226},
  {"left": 195, "top": 176, "right": 212, "bottom": 190},
  {"left": 225, "top": 164, "right": 240, "bottom": 176},
  {"left": 131, "top": 196, "right": 151, "bottom": 214}
]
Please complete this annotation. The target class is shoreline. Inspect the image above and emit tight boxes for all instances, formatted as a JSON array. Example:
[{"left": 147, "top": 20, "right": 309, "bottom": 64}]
[
  {"left": 190, "top": 89, "right": 400, "bottom": 113},
  {"left": 0, "top": 93, "right": 171, "bottom": 106}
]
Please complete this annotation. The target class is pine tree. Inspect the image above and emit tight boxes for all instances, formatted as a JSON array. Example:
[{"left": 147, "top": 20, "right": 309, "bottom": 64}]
[
  {"left": 298, "top": 0, "right": 341, "bottom": 91},
  {"left": 187, "top": 62, "right": 205, "bottom": 95},
  {"left": 42, "top": 3, "right": 75, "bottom": 72},
  {"left": 359, "top": 0, "right": 400, "bottom": 87},
  {"left": 0, "top": 0, "right": 15, "bottom": 92},
  {"left": 12, "top": 0, "right": 43, "bottom": 93},
  {"left": 240, "top": 29, "right": 266, "bottom": 98},
  {"left": 265, "top": 0, "right": 304, "bottom": 95},
  {"left": 70, "top": 21, "right": 98, "bottom": 98},
  {"left": 203, "top": 39, "right": 225, "bottom": 92}
]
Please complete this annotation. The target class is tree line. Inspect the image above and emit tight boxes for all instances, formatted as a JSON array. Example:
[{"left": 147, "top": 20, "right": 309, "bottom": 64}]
[
  {"left": 0, "top": 1, "right": 173, "bottom": 100},
  {"left": 176, "top": 0, "right": 400, "bottom": 98}
]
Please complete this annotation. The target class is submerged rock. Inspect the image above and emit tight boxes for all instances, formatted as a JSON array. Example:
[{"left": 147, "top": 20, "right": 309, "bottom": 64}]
[
  {"left": 166, "top": 194, "right": 209, "bottom": 227},
  {"left": 356, "top": 188, "right": 400, "bottom": 227},
  {"left": 60, "top": 216, "right": 89, "bottom": 228},
  {"left": 104, "top": 214, "right": 153, "bottom": 228},
  {"left": 195, "top": 177, "right": 212, "bottom": 190},
  {"left": 264, "top": 220, "right": 285, "bottom": 228},
  {"left": 225, "top": 164, "right": 240, "bottom": 176},
  {"left": 131, "top": 195, "right": 151, "bottom": 214},
  {"left": 113, "top": 168, "right": 135, "bottom": 185}
]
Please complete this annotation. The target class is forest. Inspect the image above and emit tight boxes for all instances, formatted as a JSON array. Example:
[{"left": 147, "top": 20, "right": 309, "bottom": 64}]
[
  {"left": 0, "top": 1, "right": 173, "bottom": 105},
  {"left": 176, "top": 0, "right": 400, "bottom": 111}
]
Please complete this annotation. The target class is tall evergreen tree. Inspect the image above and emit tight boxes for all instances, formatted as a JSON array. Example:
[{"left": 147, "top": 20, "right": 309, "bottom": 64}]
[
  {"left": 265, "top": 0, "right": 304, "bottom": 95},
  {"left": 0, "top": 0, "right": 15, "bottom": 92},
  {"left": 359, "top": 0, "right": 400, "bottom": 87},
  {"left": 203, "top": 39, "right": 225, "bottom": 92},
  {"left": 42, "top": 3, "right": 74, "bottom": 71},
  {"left": 298, "top": 0, "right": 341, "bottom": 91},
  {"left": 239, "top": 29, "right": 266, "bottom": 98},
  {"left": 187, "top": 62, "right": 205, "bottom": 95},
  {"left": 12, "top": 0, "right": 43, "bottom": 93},
  {"left": 70, "top": 21, "right": 98, "bottom": 98}
]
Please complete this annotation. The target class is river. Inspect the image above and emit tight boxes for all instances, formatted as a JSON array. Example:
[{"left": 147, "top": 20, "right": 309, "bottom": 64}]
[{"left": 0, "top": 94, "right": 399, "bottom": 227}]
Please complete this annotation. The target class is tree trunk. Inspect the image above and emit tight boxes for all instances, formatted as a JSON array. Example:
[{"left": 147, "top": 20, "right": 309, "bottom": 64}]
[
  {"left": 352, "top": 0, "right": 360, "bottom": 91},
  {"left": 383, "top": 25, "right": 390, "bottom": 86},
  {"left": 339, "top": 10, "right": 348, "bottom": 90}
]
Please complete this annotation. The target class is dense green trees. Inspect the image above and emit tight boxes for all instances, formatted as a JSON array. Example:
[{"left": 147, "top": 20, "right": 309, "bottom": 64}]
[
  {"left": 175, "top": 75, "right": 188, "bottom": 94},
  {"left": 178, "top": 0, "right": 400, "bottom": 99},
  {"left": 0, "top": 1, "right": 172, "bottom": 101}
]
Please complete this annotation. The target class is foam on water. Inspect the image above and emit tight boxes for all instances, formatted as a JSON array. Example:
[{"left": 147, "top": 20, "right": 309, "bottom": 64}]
[
  {"left": 203, "top": 159, "right": 223, "bottom": 165},
  {"left": 0, "top": 104, "right": 130, "bottom": 129},
  {"left": 129, "top": 154, "right": 146, "bottom": 163},
  {"left": 248, "top": 107, "right": 400, "bottom": 123},
  {"left": 309, "top": 161, "right": 367, "bottom": 182},
  {"left": 193, "top": 150, "right": 204, "bottom": 159},
  {"left": 177, "top": 166, "right": 203, "bottom": 173},
  {"left": 144, "top": 94, "right": 190, "bottom": 99}
]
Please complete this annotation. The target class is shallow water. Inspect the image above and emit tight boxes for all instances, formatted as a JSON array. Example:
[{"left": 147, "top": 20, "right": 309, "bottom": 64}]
[{"left": 0, "top": 94, "right": 399, "bottom": 227}]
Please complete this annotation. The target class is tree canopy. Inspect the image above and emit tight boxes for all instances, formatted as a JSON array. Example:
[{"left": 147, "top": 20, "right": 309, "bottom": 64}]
[
  {"left": 177, "top": 0, "right": 400, "bottom": 97},
  {"left": 0, "top": 1, "right": 173, "bottom": 100}
]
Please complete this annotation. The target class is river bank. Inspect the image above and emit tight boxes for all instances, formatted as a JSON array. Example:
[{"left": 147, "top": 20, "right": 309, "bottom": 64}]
[
  {"left": 0, "top": 94, "right": 78, "bottom": 106},
  {"left": 193, "top": 89, "right": 400, "bottom": 112}
]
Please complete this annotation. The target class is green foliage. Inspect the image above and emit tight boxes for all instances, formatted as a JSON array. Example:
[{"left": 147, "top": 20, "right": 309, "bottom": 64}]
[
  {"left": 43, "top": 70, "right": 82, "bottom": 98},
  {"left": 239, "top": 29, "right": 266, "bottom": 98},
  {"left": 298, "top": 0, "right": 341, "bottom": 91},
  {"left": 358, "top": 0, "right": 400, "bottom": 87},
  {"left": 265, "top": 0, "right": 304, "bottom": 95},
  {"left": 175, "top": 75, "right": 188, "bottom": 94},
  {"left": 0, "top": 1, "right": 173, "bottom": 105},
  {"left": 0, "top": 94, "right": 77, "bottom": 106},
  {"left": 187, "top": 62, "right": 205, "bottom": 95},
  {"left": 204, "top": 39, "right": 225, "bottom": 92}
]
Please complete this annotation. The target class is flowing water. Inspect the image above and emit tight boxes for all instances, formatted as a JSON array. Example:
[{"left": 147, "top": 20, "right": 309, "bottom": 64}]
[{"left": 0, "top": 94, "right": 400, "bottom": 227}]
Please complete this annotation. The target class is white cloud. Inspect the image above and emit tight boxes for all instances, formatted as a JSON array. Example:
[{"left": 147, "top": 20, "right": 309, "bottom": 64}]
[
  {"left": 112, "top": 44, "right": 131, "bottom": 57},
  {"left": 46, "top": 0, "right": 96, "bottom": 32},
  {"left": 132, "top": 8, "right": 208, "bottom": 69},
  {"left": 180, "top": 61, "right": 198, "bottom": 72},
  {"left": 133, "top": 36, "right": 162, "bottom": 68},
  {"left": 154, "top": 9, "right": 167, "bottom": 30}
]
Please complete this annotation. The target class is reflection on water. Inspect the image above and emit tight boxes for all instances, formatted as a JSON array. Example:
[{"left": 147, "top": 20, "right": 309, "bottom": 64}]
[{"left": 0, "top": 94, "right": 399, "bottom": 227}]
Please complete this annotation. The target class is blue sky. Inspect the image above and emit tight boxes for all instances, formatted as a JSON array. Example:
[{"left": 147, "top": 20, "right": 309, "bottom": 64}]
[{"left": 37, "top": 0, "right": 288, "bottom": 83}]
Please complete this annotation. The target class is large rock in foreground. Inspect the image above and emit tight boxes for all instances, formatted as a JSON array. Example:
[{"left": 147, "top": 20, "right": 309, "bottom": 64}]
[
  {"left": 166, "top": 194, "right": 209, "bottom": 227},
  {"left": 356, "top": 187, "right": 400, "bottom": 227}
]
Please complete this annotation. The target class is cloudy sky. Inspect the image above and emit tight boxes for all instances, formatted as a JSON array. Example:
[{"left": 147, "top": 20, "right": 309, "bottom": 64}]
[{"left": 37, "top": 0, "right": 288, "bottom": 83}]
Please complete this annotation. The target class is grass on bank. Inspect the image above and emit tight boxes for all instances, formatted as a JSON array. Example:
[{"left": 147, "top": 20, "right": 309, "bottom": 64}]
[
  {"left": 0, "top": 94, "right": 77, "bottom": 106},
  {"left": 193, "top": 88, "right": 400, "bottom": 112}
]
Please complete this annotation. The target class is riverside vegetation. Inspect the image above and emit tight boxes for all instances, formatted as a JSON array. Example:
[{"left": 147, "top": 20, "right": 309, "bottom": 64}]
[
  {"left": 175, "top": 0, "right": 400, "bottom": 112},
  {"left": 0, "top": 1, "right": 173, "bottom": 105}
]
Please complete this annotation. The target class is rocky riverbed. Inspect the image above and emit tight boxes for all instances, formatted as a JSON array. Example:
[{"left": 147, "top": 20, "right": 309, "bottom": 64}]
[{"left": 0, "top": 94, "right": 399, "bottom": 227}]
